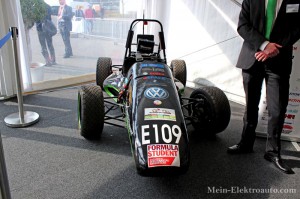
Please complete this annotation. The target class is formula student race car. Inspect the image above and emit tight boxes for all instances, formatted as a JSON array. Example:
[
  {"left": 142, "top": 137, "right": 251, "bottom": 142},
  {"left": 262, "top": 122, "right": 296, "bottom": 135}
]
[{"left": 78, "top": 19, "right": 231, "bottom": 176}]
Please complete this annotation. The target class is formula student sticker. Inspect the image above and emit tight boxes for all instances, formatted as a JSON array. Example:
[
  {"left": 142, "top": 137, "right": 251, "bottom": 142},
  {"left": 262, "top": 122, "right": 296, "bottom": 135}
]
[{"left": 147, "top": 144, "right": 180, "bottom": 168}]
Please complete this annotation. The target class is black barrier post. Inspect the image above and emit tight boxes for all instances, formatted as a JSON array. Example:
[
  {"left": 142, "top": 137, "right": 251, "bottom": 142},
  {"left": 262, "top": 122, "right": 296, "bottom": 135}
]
[
  {"left": 4, "top": 27, "right": 40, "bottom": 127},
  {"left": 0, "top": 131, "right": 12, "bottom": 199}
]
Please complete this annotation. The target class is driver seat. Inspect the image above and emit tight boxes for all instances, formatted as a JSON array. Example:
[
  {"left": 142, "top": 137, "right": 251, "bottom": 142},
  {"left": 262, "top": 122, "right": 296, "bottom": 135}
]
[
  {"left": 137, "top": 34, "right": 155, "bottom": 54},
  {"left": 122, "top": 34, "right": 155, "bottom": 75}
]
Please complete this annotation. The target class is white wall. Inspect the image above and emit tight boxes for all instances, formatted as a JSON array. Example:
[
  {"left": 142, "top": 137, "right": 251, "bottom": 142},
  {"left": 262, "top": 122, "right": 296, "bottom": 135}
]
[
  {"left": 0, "top": 0, "right": 17, "bottom": 98},
  {"left": 0, "top": 0, "right": 32, "bottom": 98},
  {"left": 152, "top": 0, "right": 245, "bottom": 104}
]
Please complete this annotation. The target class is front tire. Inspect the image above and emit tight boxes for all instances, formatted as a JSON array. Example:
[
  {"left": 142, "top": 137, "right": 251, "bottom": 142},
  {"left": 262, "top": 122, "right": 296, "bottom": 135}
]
[
  {"left": 188, "top": 86, "right": 231, "bottom": 134},
  {"left": 96, "top": 57, "right": 112, "bottom": 88},
  {"left": 78, "top": 85, "right": 104, "bottom": 140},
  {"left": 170, "top": 59, "right": 187, "bottom": 87}
]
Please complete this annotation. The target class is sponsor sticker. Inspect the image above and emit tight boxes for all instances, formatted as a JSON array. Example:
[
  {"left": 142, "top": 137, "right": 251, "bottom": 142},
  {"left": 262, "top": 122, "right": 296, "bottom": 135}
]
[
  {"left": 141, "top": 63, "right": 165, "bottom": 68},
  {"left": 143, "top": 76, "right": 167, "bottom": 81},
  {"left": 289, "top": 92, "right": 300, "bottom": 97},
  {"left": 287, "top": 109, "right": 299, "bottom": 114},
  {"left": 107, "top": 79, "right": 118, "bottom": 86},
  {"left": 288, "top": 98, "right": 300, "bottom": 107},
  {"left": 147, "top": 144, "right": 180, "bottom": 168},
  {"left": 283, "top": 124, "right": 293, "bottom": 134},
  {"left": 283, "top": 114, "right": 296, "bottom": 134},
  {"left": 285, "top": 114, "right": 296, "bottom": 120},
  {"left": 150, "top": 72, "right": 165, "bottom": 76},
  {"left": 144, "top": 108, "right": 176, "bottom": 121},
  {"left": 141, "top": 68, "right": 153, "bottom": 73},
  {"left": 144, "top": 87, "right": 169, "bottom": 100},
  {"left": 154, "top": 100, "right": 162, "bottom": 106},
  {"left": 153, "top": 68, "right": 165, "bottom": 72},
  {"left": 141, "top": 67, "right": 165, "bottom": 71}
]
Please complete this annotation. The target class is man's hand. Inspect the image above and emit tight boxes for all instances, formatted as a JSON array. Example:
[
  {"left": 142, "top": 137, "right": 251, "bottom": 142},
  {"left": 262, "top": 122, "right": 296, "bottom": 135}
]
[
  {"left": 264, "top": 42, "right": 282, "bottom": 57},
  {"left": 255, "top": 51, "right": 269, "bottom": 62},
  {"left": 255, "top": 42, "right": 282, "bottom": 62}
]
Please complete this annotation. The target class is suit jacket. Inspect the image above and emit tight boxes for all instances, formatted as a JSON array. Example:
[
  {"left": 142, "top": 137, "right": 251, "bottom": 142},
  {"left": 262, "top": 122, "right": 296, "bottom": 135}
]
[
  {"left": 236, "top": 0, "right": 300, "bottom": 74},
  {"left": 58, "top": 4, "right": 73, "bottom": 32}
]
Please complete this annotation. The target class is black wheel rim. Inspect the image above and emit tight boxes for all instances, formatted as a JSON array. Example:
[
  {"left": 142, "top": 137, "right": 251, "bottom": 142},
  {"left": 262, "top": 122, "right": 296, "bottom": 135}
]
[{"left": 189, "top": 93, "right": 213, "bottom": 127}]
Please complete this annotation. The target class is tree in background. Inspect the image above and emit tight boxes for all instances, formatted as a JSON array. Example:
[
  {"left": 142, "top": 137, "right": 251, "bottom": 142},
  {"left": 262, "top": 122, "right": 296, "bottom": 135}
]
[{"left": 20, "top": 0, "right": 47, "bottom": 62}]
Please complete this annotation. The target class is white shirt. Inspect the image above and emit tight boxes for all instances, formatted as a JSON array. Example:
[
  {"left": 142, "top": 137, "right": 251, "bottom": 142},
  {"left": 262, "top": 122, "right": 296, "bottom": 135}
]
[{"left": 58, "top": 5, "right": 65, "bottom": 21}]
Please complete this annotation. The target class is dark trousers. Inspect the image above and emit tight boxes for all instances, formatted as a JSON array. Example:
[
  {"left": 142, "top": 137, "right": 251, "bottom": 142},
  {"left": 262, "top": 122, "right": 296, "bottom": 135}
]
[
  {"left": 38, "top": 31, "right": 55, "bottom": 63},
  {"left": 241, "top": 61, "right": 290, "bottom": 156},
  {"left": 59, "top": 26, "right": 73, "bottom": 56}
]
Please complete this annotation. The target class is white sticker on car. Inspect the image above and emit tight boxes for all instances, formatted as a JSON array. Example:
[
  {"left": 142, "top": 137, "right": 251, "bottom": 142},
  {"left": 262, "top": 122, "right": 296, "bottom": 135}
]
[
  {"left": 141, "top": 124, "right": 182, "bottom": 145},
  {"left": 147, "top": 144, "right": 180, "bottom": 167},
  {"left": 144, "top": 108, "right": 176, "bottom": 121}
]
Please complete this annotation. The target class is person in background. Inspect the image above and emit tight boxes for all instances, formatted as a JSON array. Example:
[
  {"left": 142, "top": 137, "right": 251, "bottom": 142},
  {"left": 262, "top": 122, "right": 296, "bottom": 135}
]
[
  {"left": 57, "top": 0, "right": 73, "bottom": 58},
  {"left": 227, "top": 0, "right": 300, "bottom": 174},
  {"left": 84, "top": 4, "right": 94, "bottom": 34},
  {"left": 36, "top": 2, "right": 56, "bottom": 66},
  {"left": 75, "top": 6, "right": 85, "bottom": 20},
  {"left": 100, "top": 5, "right": 105, "bottom": 19}
]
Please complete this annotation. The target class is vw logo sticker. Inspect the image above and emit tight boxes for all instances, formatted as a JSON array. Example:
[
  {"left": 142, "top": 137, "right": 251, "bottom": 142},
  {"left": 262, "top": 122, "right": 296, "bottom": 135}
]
[{"left": 144, "top": 87, "right": 169, "bottom": 100}]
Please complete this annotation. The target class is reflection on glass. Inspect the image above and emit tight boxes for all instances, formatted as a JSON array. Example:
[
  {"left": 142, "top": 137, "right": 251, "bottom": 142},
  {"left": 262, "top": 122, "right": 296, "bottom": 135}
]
[{"left": 20, "top": 0, "right": 138, "bottom": 91}]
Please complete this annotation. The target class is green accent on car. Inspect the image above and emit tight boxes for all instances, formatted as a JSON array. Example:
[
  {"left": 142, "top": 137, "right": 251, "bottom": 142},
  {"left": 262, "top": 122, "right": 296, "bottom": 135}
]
[
  {"left": 124, "top": 107, "right": 134, "bottom": 156},
  {"left": 178, "top": 87, "right": 185, "bottom": 95},
  {"left": 104, "top": 85, "right": 120, "bottom": 102},
  {"left": 77, "top": 92, "right": 81, "bottom": 129}
]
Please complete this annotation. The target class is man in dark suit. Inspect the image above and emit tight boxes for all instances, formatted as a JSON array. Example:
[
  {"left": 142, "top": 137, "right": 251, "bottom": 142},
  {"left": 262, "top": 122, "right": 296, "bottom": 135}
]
[
  {"left": 227, "top": 0, "right": 300, "bottom": 174},
  {"left": 58, "top": 0, "right": 73, "bottom": 58}
]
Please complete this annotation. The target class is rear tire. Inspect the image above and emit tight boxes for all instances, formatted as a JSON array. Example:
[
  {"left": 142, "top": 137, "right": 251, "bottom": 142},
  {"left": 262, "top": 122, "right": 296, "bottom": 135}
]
[
  {"left": 171, "top": 59, "right": 187, "bottom": 86},
  {"left": 188, "top": 86, "right": 231, "bottom": 134},
  {"left": 96, "top": 57, "right": 112, "bottom": 88},
  {"left": 78, "top": 85, "right": 104, "bottom": 140}
]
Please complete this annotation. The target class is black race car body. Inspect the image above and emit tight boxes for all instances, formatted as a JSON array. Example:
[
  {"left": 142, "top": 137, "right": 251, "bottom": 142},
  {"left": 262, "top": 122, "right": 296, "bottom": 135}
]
[
  {"left": 124, "top": 62, "right": 189, "bottom": 174},
  {"left": 78, "top": 19, "right": 231, "bottom": 176}
]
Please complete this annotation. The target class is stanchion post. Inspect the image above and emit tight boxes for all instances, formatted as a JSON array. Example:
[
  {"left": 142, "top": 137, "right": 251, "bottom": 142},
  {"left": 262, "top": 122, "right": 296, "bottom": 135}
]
[
  {"left": 4, "top": 27, "right": 40, "bottom": 127},
  {"left": 11, "top": 27, "right": 25, "bottom": 123}
]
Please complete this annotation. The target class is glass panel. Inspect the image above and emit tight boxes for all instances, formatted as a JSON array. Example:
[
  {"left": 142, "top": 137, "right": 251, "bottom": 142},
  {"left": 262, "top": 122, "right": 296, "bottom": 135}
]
[{"left": 20, "top": 0, "right": 139, "bottom": 91}]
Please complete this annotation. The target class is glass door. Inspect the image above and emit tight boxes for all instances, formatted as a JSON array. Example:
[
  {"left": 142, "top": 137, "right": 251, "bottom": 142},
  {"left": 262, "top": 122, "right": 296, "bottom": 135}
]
[{"left": 21, "top": 0, "right": 139, "bottom": 91}]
